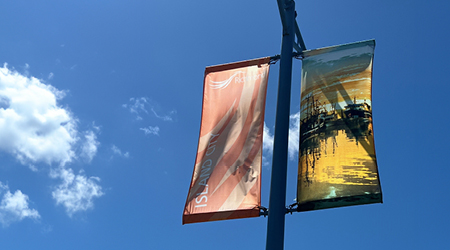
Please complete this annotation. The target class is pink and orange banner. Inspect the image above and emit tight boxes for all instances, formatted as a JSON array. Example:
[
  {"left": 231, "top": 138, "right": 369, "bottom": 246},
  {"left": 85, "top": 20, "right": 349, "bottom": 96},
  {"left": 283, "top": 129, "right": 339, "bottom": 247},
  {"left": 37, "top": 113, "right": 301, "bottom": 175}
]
[{"left": 183, "top": 57, "right": 270, "bottom": 224}]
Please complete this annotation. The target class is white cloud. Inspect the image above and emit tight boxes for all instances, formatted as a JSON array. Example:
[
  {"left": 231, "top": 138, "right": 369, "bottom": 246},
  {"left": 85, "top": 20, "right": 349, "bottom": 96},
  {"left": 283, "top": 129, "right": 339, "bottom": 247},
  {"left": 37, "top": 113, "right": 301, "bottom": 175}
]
[
  {"left": 262, "top": 123, "right": 274, "bottom": 167},
  {"left": 140, "top": 126, "right": 160, "bottom": 136},
  {"left": 0, "top": 182, "right": 40, "bottom": 227},
  {"left": 288, "top": 112, "right": 300, "bottom": 160},
  {"left": 262, "top": 111, "right": 300, "bottom": 164},
  {"left": 263, "top": 123, "right": 274, "bottom": 152},
  {"left": 0, "top": 64, "right": 104, "bottom": 217},
  {"left": 51, "top": 168, "right": 103, "bottom": 217},
  {"left": 80, "top": 130, "right": 100, "bottom": 163},
  {"left": 0, "top": 64, "right": 78, "bottom": 167},
  {"left": 111, "top": 145, "right": 129, "bottom": 158}
]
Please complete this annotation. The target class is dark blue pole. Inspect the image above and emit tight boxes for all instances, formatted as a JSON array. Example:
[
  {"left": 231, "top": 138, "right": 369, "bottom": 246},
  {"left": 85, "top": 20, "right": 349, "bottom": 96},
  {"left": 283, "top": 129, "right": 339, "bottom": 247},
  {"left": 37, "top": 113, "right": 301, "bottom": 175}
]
[{"left": 265, "top": 0, "right": 296, "bottom": 249}]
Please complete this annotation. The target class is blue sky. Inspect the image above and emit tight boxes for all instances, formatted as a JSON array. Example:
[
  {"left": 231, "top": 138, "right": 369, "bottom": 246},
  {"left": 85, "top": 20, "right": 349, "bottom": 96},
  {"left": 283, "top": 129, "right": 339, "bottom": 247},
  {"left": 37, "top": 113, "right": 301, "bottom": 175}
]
[{"left": 0, "top": 0, "right": 449, "bottom": 249}]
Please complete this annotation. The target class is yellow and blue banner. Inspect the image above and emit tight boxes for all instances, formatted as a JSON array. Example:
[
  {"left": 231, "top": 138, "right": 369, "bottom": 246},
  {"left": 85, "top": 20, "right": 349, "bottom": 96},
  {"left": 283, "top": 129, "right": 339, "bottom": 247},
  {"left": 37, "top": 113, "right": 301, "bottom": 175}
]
[{"left": 297, "top": 40, "right": 382, "bottom": 211}]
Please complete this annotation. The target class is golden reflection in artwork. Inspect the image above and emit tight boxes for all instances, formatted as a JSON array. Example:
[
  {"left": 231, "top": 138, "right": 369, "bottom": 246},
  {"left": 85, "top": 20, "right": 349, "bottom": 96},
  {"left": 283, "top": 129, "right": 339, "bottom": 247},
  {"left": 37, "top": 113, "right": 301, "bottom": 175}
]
[{"left": 297, "top": 128, "right": 380, "bottom": 204}]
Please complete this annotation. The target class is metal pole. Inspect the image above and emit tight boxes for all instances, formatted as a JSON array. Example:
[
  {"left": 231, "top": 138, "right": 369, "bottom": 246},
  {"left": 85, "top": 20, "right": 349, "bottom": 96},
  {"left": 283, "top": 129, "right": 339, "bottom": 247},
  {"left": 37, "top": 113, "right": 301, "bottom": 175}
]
[{"left": 265, "top": 1, "right": 296, "bottom": 249}]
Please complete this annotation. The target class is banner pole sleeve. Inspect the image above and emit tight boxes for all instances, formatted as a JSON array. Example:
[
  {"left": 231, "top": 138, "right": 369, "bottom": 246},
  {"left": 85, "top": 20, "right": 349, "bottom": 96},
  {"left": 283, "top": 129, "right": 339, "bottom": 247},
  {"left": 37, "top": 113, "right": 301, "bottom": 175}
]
[{"left": 265, "top": 1, "right": 296, "bottom": 249}]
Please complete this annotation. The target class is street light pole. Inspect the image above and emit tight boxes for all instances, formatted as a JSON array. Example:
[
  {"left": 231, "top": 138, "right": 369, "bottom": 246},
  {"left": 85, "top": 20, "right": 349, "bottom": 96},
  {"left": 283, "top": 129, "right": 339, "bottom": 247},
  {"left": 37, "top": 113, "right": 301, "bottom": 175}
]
[{"left": 265, "top": 0, "right": 296, "bottom": 249}]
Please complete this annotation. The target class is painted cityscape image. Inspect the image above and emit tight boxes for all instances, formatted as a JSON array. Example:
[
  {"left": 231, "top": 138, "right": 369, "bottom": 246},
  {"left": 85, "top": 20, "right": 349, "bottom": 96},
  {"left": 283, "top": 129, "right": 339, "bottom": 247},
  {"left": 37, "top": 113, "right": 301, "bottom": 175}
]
[{"left": 296, "top": 40, "right": 382, "bottom": 211}]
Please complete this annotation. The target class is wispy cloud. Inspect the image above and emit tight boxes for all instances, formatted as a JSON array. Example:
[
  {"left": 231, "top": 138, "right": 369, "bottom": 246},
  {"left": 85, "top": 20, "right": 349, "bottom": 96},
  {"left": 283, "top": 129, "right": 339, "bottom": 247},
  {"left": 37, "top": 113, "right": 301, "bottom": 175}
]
[
  {"left": 140, "top": 126, "right": 160, "bottom": 136},
  {"left": 111, "top": 145, "right": 129, "bottom": 158},
  {"left": 150, "top": 109, "right": 176, "bottom": 122},
  {"left": 51, "top": 168, "right": 104, "bottom": 217},
  {"left": 80, "top": 130, "right": 100, "bottom": 163},
  {"left": 122, "top": 97, "right": 148, "bottom": 121},
  {"left": 0, "top": 182, "right": 40, "bottom": 227},
  {"left": 123, "top": 97, "right": 176, "bottom": 122}
]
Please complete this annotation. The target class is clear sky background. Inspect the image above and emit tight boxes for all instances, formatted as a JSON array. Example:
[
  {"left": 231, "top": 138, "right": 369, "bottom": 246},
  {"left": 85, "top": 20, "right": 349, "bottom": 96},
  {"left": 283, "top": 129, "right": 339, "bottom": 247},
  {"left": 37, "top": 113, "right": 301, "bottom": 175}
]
[{"left": 0, "top": 0, "right": 449, "bottom": 249}]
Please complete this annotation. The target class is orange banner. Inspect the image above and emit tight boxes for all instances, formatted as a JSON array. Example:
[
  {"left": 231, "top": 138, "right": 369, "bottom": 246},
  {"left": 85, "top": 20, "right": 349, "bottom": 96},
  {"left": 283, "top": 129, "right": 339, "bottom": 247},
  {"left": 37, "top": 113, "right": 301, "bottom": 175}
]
[{"left": 183, "top": 57, "right": 270, "bottom": 224}]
